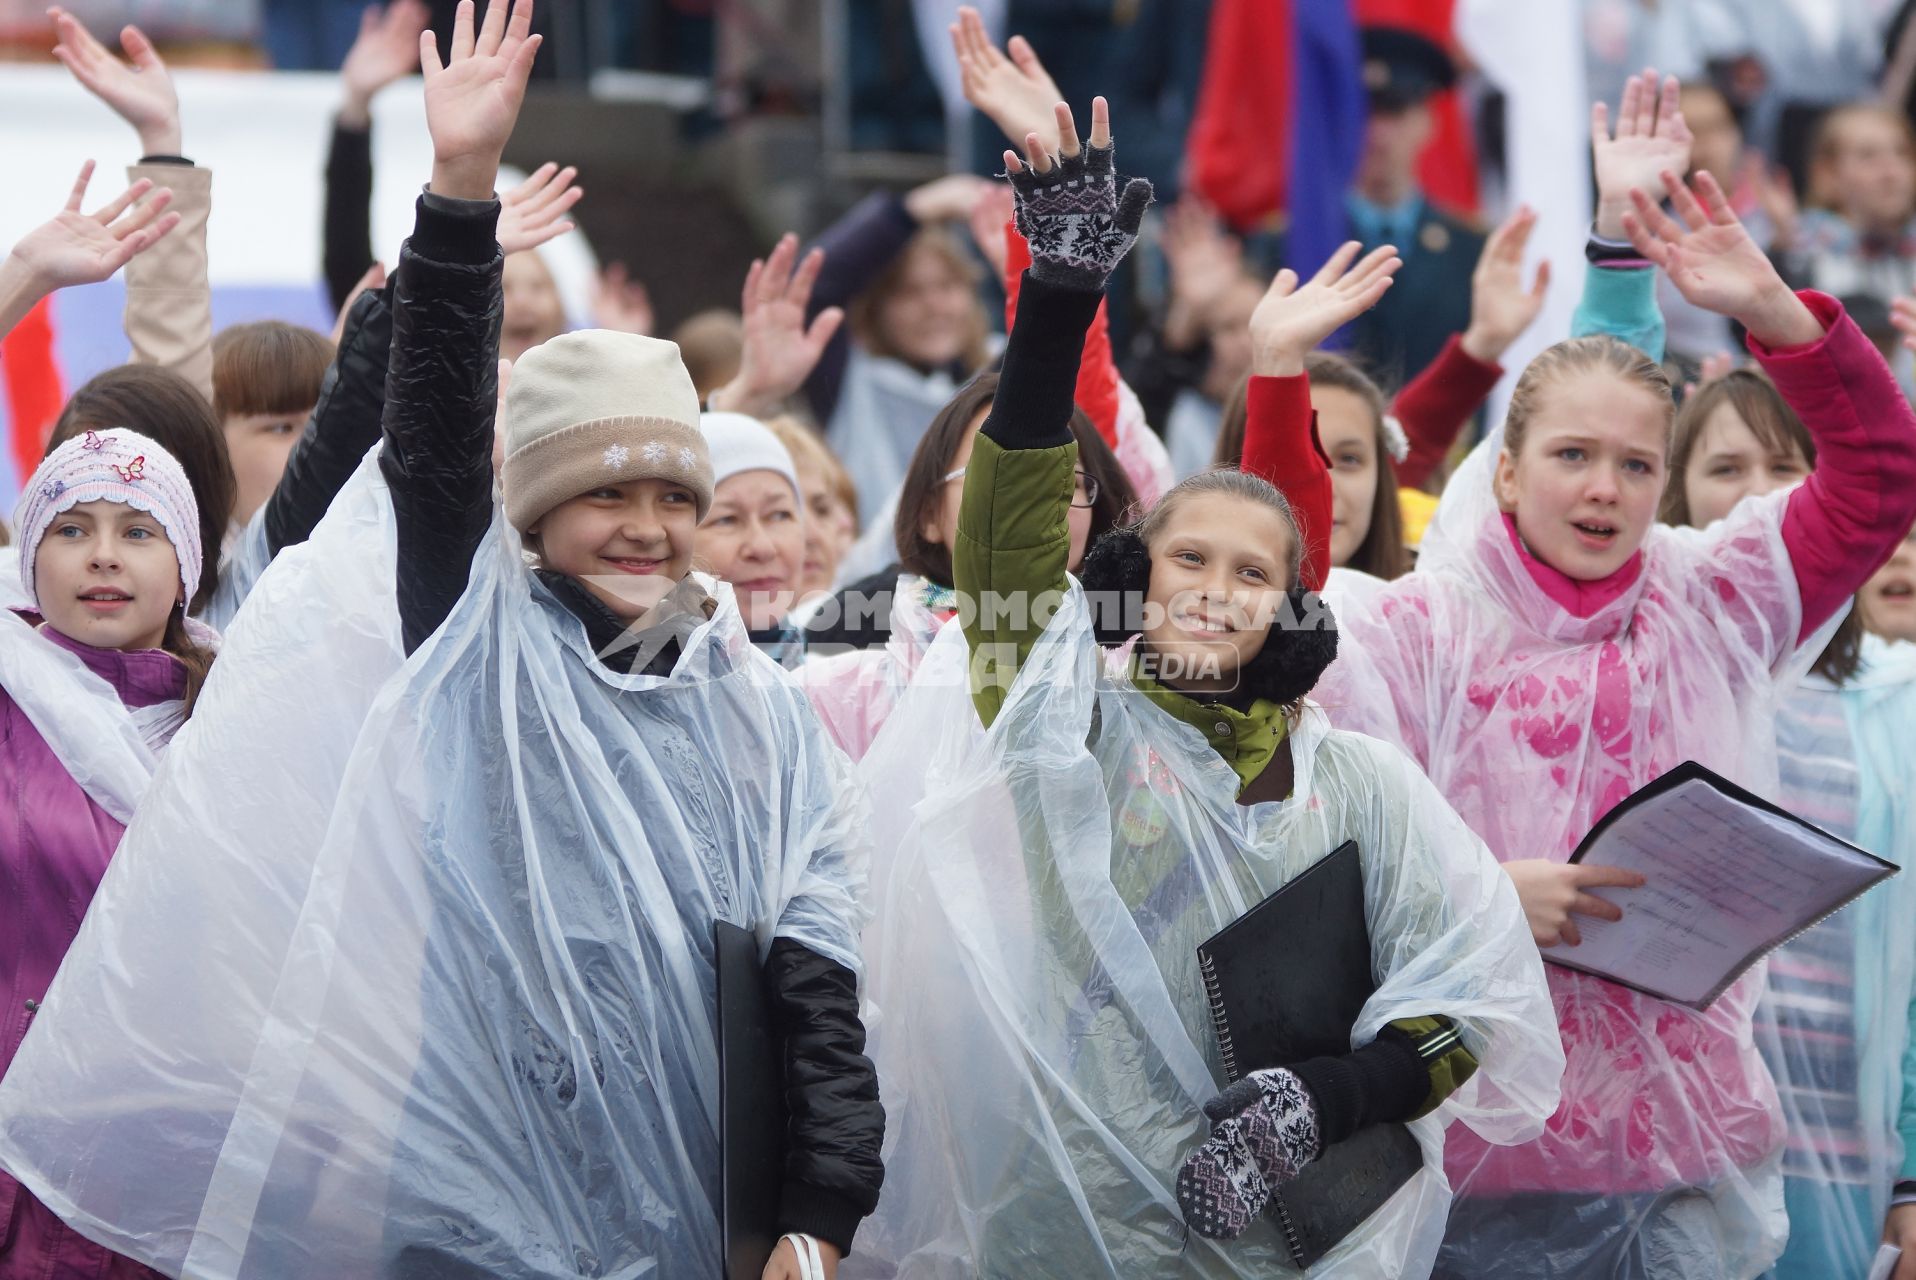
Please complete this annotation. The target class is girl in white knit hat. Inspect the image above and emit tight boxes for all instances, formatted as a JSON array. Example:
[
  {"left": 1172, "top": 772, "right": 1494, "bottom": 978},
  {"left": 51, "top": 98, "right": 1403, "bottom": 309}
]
[{"left": 0, "top": 6, "right": 880, "bottom": 1279}]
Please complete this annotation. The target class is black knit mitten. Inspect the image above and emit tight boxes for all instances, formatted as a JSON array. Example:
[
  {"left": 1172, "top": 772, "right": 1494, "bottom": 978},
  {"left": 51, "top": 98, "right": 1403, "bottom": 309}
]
[
  {"left": 1009, "top": 140, "right": 1153, "bottom": 292},
  {"left": 1176, "top": 1067, "right": 1323, "bottom": 1240}
]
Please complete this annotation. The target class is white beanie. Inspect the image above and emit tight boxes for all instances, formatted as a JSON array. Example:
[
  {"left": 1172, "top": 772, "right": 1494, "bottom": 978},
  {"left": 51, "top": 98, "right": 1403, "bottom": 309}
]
[
  {"left": 502, "top": 330, "right": 710, "bottom": 532},
  {"left": 699, "top": 412, "right": 801, "bottom": 504}
]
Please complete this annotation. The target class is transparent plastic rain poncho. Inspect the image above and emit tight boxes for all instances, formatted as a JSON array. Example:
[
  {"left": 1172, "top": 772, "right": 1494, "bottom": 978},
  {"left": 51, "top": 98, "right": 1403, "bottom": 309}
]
[
  {"left": 1756, "top": 636, "right": 1916, "bottom": 1279},
  {"left": 795, "top": 572, "right": 943, "bottom": 760},
  {"left": 841, "top": 583, "right": 1563, "bottom": 1279},
  {"left": 1313, "top": 428, "right": 1843, "bottom": 1277},
  {"left": 0, "top": 452, "right": 869, "bottom": 1279}
]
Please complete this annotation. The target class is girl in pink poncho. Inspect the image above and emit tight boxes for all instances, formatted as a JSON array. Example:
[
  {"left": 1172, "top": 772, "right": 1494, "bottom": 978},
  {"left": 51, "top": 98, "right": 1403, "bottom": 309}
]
[{"left": 1309, "top": 154, "right": 1916, "bottom": 1274}]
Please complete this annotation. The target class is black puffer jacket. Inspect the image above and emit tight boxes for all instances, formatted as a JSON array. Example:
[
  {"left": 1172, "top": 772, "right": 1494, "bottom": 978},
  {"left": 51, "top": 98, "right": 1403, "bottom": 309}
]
[
  {"left": 381, "top": 193, "right": 886, "bottom": 1254},
  {"left": 261, "top": 281, "right": 394, "bottom": 557}
]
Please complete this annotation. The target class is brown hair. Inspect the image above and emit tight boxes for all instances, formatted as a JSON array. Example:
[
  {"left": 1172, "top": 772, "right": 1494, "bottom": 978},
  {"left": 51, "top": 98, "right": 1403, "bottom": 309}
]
[
  {"left": 212, "top": 321, "right": 334, "bottom": 423},
  {"left": 672, "top": 309, "right": 746, "bottom": 400},
  {"left": 1503, "top": 335, "right": 1675, "bottom": 462},
  {"left": 1808, "top": 103, "right": 1916, "bottom": 213},
  {"left": 1138, "top": 466, "right": 1305, "bottom": 589},
  {"left": 51, "top": 365, "right": 235, "bottom": 614},
  {"left": 893, "top": 372, "right": 1138, "bottom": 586},
  {"left": 162, "top": 609, "right": 217, "bottom": 718},
  {"left": 1210, "top": 356, "right": 1409, "bottom": 580},
  {"left": 1663, "top": 367, "right": 1864, "bottom": 684},
  {"left": 850, "top": 229, "right": 990, "bottom": 374},
  {"left": 766, "top": 414, "right": 860, "bottom": 529}
]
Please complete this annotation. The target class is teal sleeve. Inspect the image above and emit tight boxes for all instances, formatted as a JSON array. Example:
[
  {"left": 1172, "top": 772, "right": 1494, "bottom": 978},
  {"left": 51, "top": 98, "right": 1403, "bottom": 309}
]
[
  {"left": 1899, "top": 966, "right": 1916, "bottom": 1181},
  {"left": 1571, "top": 263, "right": 1666, "bottom": 364}
]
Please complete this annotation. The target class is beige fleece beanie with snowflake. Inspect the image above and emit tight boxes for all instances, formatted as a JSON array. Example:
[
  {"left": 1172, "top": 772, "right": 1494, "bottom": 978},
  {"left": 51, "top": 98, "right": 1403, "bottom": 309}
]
[{"left": 501, "top": 329, "right": 713, "bottom": 532}]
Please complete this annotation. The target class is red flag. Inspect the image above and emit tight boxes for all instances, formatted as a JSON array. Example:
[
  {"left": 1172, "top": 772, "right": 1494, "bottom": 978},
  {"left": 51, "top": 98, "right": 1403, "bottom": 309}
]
[
  {"left": 1186, "top": 0, "right": 1293, "bottom": 228},
  {"left": 2, "top": 296, "right": 64, "bottom": 488}
]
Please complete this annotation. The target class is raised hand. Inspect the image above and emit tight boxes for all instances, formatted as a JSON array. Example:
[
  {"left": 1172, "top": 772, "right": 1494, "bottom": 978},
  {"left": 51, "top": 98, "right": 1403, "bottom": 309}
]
[
  {"left": 1004, "top": 97, "right": 1153, "bottom": 292},
  {"left": 49, "top": 8, "right": 181, "bottom": 155},
  {"left": 903, "top": 172, "right": 991, "bottom": 226},
  {"left": 950, "top": 4, "right": 1064, "bottom": 153},
  {"left": 1591, "top": 69, "right": 1692, "bottom": 240},
  {"left": 8, "top": 161, "right": 179, "bottom": 293},
  {"left": 422, "top": 0, "right": 542, "bottom": 201},
  {"left": 1163, "top": 198, "right": 1247, "bottom": 317},
  {"left": 707, "top": 234, "right": 845, "bottom": 418},
  {"left": 1892, "top": 297, "right": 1916, "bottom": 356},
  {"left": 340, "top": 0, "right": 431, "bottom": 128},
  {"left": 1460, "top": 205, "right": 1550, "bottom": 364},
  {"left": 1248, "top": 240, "right": 1400, "bottom": 377},
  {"left": 498, "top": 161, "right": 581, "bottom": 254},
  {"left": 966, "top": 181, "right": 1015, "bottom": 278},
  {"left": 1622, "top": 169, "right": 1823, "bottom": 347},
  {"left": 591, "top": 262, "right": 654, "bottom": 335}
]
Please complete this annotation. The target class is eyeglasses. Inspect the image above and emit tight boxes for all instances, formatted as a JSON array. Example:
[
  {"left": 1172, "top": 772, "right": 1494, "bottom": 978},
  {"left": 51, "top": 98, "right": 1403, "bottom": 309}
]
[{"left": 943, "top": 466, "right": 1100, "bottom": 509}]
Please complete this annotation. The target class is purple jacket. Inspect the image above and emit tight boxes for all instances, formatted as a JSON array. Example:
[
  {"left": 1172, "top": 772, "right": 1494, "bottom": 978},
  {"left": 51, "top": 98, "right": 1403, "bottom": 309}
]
[{"left": 1, "top": 619, "right": 180, "bottom": 1279}]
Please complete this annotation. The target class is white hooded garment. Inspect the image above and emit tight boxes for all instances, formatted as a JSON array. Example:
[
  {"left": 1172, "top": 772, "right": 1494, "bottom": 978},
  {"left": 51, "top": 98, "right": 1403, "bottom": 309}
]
[
  {"left": 1313, "top": 426, "right": 1841, "bottom": 1277},
  {"left": 0, "top": 452, "right": 869, "bottom": 1280},
  {"left": 841, "top": 584, "right": 1562, "bottom": 1278}
]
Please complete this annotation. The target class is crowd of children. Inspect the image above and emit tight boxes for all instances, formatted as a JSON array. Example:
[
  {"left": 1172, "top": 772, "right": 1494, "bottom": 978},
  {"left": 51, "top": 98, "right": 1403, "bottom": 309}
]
[{"left": 4, "top": 2, "right": 1916, "bottom": 1278}]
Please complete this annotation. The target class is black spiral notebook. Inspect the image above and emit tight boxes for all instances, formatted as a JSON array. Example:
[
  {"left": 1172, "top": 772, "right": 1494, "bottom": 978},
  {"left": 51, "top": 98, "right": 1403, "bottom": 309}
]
[
  {"left": 1195, "top": 840, "right": 1423, "bottom": 1270},
  {"left": 716, "top": 920, "right": 786, "bottom": 1280}
]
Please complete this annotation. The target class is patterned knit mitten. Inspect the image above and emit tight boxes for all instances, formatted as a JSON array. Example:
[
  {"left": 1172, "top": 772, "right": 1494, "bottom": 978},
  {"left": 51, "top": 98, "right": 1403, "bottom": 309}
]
[
  {"left": 1176, "top": 1067, "right": 1323, "bottom": 1241},
  {"left": 1009, "top": 139, "right": 1153, "bottom": 292}
]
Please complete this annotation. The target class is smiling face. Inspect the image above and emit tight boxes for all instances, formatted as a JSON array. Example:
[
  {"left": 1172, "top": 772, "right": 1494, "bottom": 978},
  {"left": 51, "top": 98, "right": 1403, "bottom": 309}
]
[
  {"left": 503, "top": 251, "right": 567, "bottom": 364},
  {"left": 1316, "top": 384, "right": 1380, "bottom": 567},
  {"left": 530, "top": 477, "right": 700, "bottom": 620},
  {"left": 697, "top": 470, "right": 806, "bottom": 630},
  {"left": 223, "top": 408, "right": 312, "bottom": 526},
  {"left": 32, "top": 500, "right": 182, "bottom": 651},
  {"left": 1681, "top": 401, "right": 1811, "bottom": 528},
  {"left": 1860, "top": 524, "right": 1916, "bottom": 643},
  {"left": 1140, "top": 492, "right": 1296, "bottom": 695},
  {"left": 873, "top": 239, "right": 979, "bottom": 371},
  {"left": 1496, "top": 369, "right": 1669, "bottom": 580}
]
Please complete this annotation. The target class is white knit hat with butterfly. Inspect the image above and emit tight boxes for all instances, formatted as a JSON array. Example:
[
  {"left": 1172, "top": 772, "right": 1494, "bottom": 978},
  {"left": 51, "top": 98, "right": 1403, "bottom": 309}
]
[{"left": 13, "top": 427, "right": 203, "bottom": 611}]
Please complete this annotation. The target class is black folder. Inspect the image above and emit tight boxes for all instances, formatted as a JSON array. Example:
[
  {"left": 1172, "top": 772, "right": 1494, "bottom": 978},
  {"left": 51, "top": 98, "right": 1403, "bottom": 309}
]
[
  {"left": 1195, "top": 840, "right": 1423, "bottom": 1270},
  {"left": 716, "top": 920, "right": 786, "bottom": 1280}
]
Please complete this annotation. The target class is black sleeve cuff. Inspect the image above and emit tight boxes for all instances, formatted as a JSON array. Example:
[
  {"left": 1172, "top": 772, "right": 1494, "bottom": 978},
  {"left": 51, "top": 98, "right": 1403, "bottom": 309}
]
[
  {"left": 980, "top": 270, "right": 1103, "bottom": 452},
  {"left": 137, "top": 154, "right": 193, "bottom": 166},
  {"left": 778, "top": 1180, "right": 866, "bottom": 1256},
  {"left": 1286, "top": 1025, "right": 1430, "bottom": 1148},
  {"left": 411, "top": 190, "right": 502, "bottom": 267}
]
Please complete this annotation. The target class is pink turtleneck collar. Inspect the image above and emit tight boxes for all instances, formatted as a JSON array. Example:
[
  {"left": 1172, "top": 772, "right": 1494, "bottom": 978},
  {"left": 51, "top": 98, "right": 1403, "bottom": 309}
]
[{"left": 1500, "top": 513, "right": 1644, "bottom": 618}]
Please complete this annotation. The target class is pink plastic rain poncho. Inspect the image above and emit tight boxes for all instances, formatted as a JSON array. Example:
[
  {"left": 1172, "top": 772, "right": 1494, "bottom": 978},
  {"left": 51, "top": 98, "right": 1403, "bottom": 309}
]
[
  {"left": 840, "top": 587, "right": 1563, "bottom": 1279},
  {"left": 796, "top": 574, "right": 947, "bottom": 760},
  {"left": 1314, "top": 417, "right": 1845, "bottom": 1277}
]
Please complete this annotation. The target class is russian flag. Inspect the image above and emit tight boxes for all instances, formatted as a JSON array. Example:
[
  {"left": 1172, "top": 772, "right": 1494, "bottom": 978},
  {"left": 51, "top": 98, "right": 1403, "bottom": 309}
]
[{"left": 1185, "top": 0, "right": 1482, "bottom": 252}]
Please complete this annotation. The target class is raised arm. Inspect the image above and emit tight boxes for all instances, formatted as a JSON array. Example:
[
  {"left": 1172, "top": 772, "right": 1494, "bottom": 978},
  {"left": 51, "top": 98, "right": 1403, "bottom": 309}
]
[
  {"left": 957, "top": 98, "right": 1151, "bottom": 727},
  {"left": 51, "top": 9, "right": 215, "bottom": 402},
  {"left": 1392, "top": 206, "right": 1549, "bottom": 489},
  {"left": 1624, "top": 168, "right": 1916, "bottom": 641},
  {"left": 1568, "top": 70, "right": 1693, "bottom": 361},
  {"left": 327, "top": 0, "right": 429, "bottom": 310},
  {"left": 0, "top": 162, "right": 177, "bottom": 340},
  {"left": 381, "top": 0, "right": 536, "bottom": 655},
  {"left": 1234, "top": 242, "right": 1400, "bottom": 590}
]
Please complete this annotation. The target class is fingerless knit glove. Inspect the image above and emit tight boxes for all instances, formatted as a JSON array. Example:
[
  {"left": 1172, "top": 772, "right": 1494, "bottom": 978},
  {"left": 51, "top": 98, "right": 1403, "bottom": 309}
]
[{"left": 1009, "top": 140, "right": 1153, "bottom": 292}]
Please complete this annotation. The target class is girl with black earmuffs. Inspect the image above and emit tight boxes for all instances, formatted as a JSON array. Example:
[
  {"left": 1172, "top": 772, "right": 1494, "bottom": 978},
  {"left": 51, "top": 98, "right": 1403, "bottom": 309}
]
[{"left": 842, "top": 97, "right": 1561, "bottom": 1279}]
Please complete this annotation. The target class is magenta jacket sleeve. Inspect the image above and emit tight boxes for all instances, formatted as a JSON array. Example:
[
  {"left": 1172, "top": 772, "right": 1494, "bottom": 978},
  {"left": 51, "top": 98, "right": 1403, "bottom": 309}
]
[{"left": 1751, "top": 289, "right": 1916, "bottom": 641}]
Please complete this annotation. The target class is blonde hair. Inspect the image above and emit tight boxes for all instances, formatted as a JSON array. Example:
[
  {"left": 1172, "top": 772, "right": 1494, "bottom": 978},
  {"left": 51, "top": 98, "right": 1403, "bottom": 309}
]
[
  {"left": 671, "top": 309, "right": 745, "bottom": 400},
  {"left": 1503, "top": 335, "right": 1675, "bottom": 461},
  {"left": 1137, "top": 467, "right": 1305, "bottom": 590},
  {"left": 850, "top": 229, "right": 990, "bottom": 373},
  {"left": 766, "top": 414, "right": 859, "bottom": 528}
]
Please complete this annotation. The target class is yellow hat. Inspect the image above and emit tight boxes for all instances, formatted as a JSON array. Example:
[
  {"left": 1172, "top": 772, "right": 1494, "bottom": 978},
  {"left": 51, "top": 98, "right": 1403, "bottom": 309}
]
[{"left": 1398, "top": 487, "right": 1440, "bottom": 551}]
